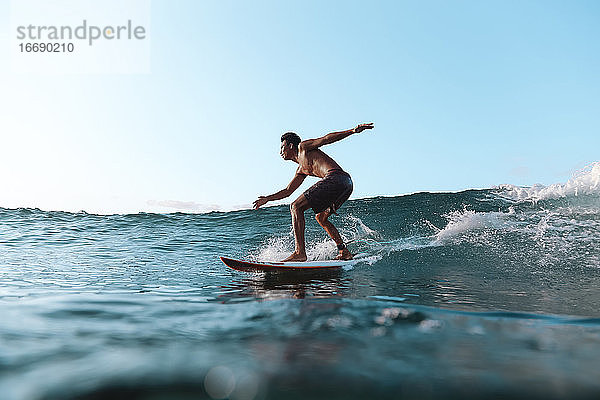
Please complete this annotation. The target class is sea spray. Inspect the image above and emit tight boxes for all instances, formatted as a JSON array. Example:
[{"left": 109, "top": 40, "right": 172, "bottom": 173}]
[{"left": 498, "top": 161, "right": 600, "bottom": 202}]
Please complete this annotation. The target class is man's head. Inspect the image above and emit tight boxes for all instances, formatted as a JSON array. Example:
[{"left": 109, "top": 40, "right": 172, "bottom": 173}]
[{"left": 280, "top": 131, "right": 301, "bottom": 160}]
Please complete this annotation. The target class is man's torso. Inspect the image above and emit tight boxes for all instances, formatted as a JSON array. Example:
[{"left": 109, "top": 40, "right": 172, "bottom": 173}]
[{"left": 296, "top": 148, "right": 343, "bottom": 178}]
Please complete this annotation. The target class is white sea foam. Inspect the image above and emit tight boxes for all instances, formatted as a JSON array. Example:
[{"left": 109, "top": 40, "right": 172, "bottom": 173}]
[
  {"left": 342, "top": 216, "right": 440, "bottom": 262},
  {"left": 251, "top": 235, "right": 294, "bottom": 262},
  {"left": 251, "top": 215, "right": 381, "bottom": 262},
  {"left": 427, "top": 202, "right": 600, "bottom": 268},
  {"left": 432, "top": 208, "right": 511, "bottom": 244},
  {"left": 498, "top": 161, "right": 600, "bottom": 202}
]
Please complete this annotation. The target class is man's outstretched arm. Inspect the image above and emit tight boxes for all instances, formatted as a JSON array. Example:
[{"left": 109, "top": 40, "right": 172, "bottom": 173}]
[
  {"left": 300, "top": 122, "right": 374, "bottom": 151},
  {"left": 253, "top": 173, "right": 307, "bottom": 209}
]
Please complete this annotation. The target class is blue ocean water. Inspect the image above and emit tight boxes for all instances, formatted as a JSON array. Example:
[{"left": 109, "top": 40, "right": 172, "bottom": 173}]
[{"left": 1, "top": 164, "right": 600, "bottom": 399}]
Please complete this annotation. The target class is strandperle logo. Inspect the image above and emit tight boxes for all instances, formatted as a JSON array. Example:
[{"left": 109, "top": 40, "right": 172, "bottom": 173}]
[{"left": 16, "top": 20, "right": 147, "bottom": 46}]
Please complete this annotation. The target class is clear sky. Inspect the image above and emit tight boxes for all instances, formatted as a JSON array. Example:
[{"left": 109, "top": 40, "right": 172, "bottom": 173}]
[{"left": 1, "top": 0, "right": 599, "bottom": 214}]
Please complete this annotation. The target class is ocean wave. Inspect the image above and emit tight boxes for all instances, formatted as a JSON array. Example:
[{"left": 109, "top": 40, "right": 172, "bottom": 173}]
[
  {"left": 2, "top": 162, "right": 600, "bottom": 273},
  {"left": 497, "top": 161, "right": 600, "bottom": 202}
]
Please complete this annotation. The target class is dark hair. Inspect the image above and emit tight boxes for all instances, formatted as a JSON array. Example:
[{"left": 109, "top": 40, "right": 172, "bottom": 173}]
[{"left": 281, "top": 131, "right": 301, "bottom": 149}]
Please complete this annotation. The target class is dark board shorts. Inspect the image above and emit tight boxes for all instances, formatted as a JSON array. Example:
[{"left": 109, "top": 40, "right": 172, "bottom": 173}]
[{"left": 303, "top": 169, "right": 353, "bottom": 214}]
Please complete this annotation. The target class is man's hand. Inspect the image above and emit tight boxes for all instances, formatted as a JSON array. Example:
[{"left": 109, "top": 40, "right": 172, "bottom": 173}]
[
  {"left": 353, "top": 122, "right": 374, "bottom": 134},
  {"left": 253, "top": 196, "right": 268, "bottom": 210}
]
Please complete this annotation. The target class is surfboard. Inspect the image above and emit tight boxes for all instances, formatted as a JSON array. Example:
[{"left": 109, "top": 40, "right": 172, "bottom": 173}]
[{"left": 220, "top": 256, "right": 361, "bottom": 272}]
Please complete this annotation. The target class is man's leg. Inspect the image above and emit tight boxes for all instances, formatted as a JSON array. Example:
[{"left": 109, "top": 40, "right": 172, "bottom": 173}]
[
  {"left": 315, "top": 210, "right": 352, "bottom": 260},
  {"left": 283, "top": 194, "right": 310, "bottom": 262}
]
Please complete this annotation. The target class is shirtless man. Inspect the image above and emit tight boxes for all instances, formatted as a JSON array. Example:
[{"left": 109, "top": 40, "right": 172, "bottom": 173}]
[{"left": 253, "top": 123, "right": 374, "bottom": 261}]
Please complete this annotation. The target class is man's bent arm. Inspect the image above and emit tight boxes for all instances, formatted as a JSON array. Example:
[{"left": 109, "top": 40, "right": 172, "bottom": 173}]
[
  {"left": 253, "top": 173, "right": 306, "bottom": 209},
  {"left": 300, "top": 122, "right": 374, "bottom": 151},
  {"left": 268, "top": 173, "right": 306, "bottom": 200},
  {"left": 264, "top": 188, "right": 290, "bottom": 202}
]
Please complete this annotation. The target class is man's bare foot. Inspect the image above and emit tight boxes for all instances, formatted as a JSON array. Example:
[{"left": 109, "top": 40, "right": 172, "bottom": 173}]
[
  {"left": 335, "top": 248, "right": 353, "bottom": 260},
  {"left": 282, "top": 252, "right": 307, "bottom": 262}
]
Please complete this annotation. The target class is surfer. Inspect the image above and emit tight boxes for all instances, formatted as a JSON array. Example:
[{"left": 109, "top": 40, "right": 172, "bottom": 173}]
[{"left": 253, "top": 123, "right": 374, "bottom": 261}]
